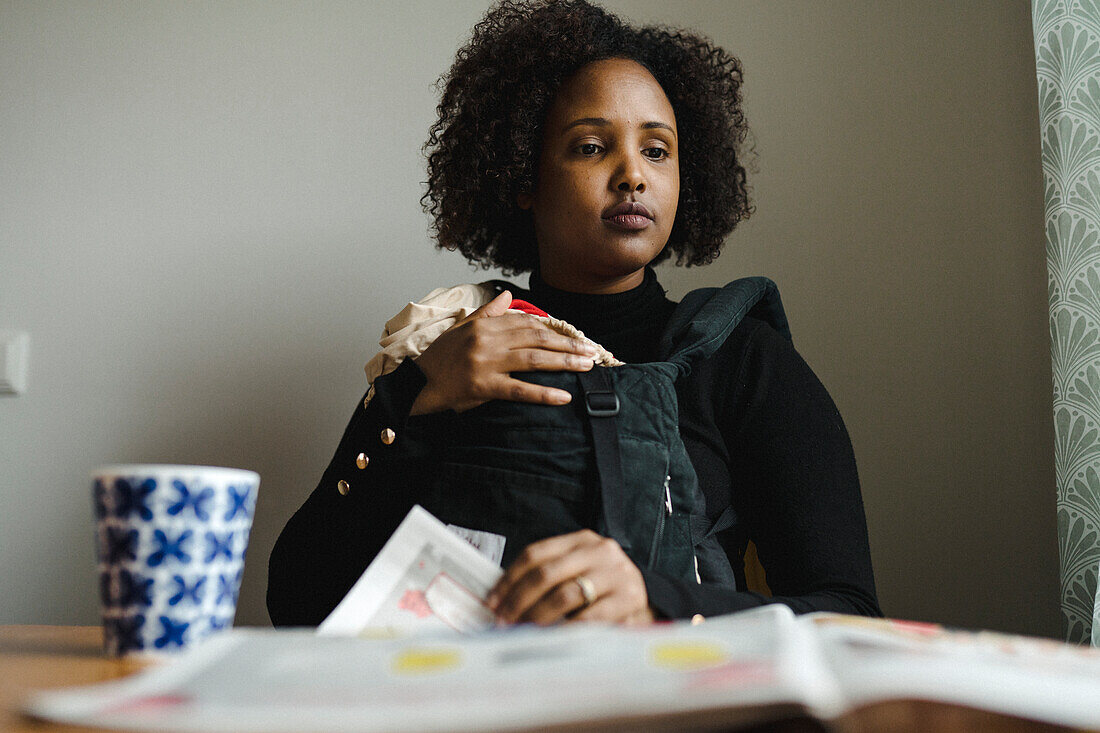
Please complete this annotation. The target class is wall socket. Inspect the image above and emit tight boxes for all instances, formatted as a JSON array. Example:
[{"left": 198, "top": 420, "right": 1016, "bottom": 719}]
[{"left": 0, "top": 331, "right": 29, "bottom": 396}]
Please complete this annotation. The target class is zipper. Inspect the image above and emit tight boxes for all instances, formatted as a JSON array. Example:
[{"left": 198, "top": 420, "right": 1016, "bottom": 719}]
[{"left": 647, "top": 469, "right": 673, "bottom": 570}]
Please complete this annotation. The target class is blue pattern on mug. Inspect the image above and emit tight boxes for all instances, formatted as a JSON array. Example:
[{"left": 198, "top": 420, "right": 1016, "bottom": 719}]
[
  {"left": 147, "top": 528, "right": 192, "bottom": 566},
  {"left": 105, "top": 527, "right": 139, "bottom": 563},
  {"left": 168, "top": 480, "right": 214, "bottom": 521},
  {"left": 168, "top": 575, "right": 205, "bottom": 606},
  {"left": 109, "top": 614, "right": 146, "bottom": 654},
  {"left": 120, "top": 568, "right": 154, "bottom": 607},
  {"left": 204, "top": 530, "right": 234, "bottom": 563},
  {"left": 208, "top": 615, "right": 232, "bottom": 632},
  {"left": 216, "top": 569, "right": 243, "bottom": 606},
  {"left": 99, "top": 570, "right": 113, "bottom": 606},
  {"left": 154, "top": 616, "right": 189, "bottom": 649},
  {"left": 93, "top": 479, "right": 110, "bottom": 519},
  {"left": 114, "top": 477, "right": 156, "bottom": 521},
  {"left": 225, "top": 485, "right": 252, "bottom": 521},
  {"left": 100, "top": 568, "right": 156, "bottom": 609}
]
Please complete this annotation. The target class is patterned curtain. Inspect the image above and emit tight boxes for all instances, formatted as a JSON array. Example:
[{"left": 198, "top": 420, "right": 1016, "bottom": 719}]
[{"left": 1033, "top": 0, "right": 1100, "bottom": 645}]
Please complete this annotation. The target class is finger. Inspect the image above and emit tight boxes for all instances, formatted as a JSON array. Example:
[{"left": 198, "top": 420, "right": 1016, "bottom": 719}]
[
  {"left": 481, "top": 290, "right": 513, "bottom": 317},
  {"left": 499, "top": 552, "right": 594, "bottom": 624},
  {"left": 457, "top": 290, "right": 512, "bottom": 326},
  {"left": 503, "top": 325, "right": 600, "bottom": 356},
  {"left": 568, "top": 564, "right": 650, "bottom": 624},
  {"left": 568, "top": 593, "right": 636, "bottom": 624},
  {"left": 503, "top": 348, "right": 595, "bottom": 374},
  {"left": 488, "top": 531, "right": 594, "bottom": 609},
  {"left": 520, "top": 575, "right": 599, "bottom": 625},
  {"left": 477, "top": 375, "right": 574, "bottom": 407},
  {"left": 492, "top": 534, "right": 604, "bottom": 623}
]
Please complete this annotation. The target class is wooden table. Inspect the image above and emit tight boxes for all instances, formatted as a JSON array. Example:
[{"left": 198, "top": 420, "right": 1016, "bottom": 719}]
[
  {"left": 0, "top": 626, "right": 151, "bottom": 733},
  {"left": 0, "top": 625, "right": 1080, "bottom": 733}
]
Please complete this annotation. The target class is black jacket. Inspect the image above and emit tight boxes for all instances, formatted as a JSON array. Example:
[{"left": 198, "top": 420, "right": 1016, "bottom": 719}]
[{"left": 267, "top": 270, "right": 882, "bottom": 625}]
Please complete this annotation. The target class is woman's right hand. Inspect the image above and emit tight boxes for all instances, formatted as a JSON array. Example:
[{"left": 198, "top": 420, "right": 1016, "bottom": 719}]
[{"left": 410, "top": 290, "right": 599, "bottom": 415}]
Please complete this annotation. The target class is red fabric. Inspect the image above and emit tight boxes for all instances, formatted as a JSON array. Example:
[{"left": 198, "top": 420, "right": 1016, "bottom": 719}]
[{"left": 508, "top": 299, "right": 550, "bottom": 318}]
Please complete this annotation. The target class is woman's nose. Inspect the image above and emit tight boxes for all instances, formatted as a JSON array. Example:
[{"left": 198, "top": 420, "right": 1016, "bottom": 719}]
[{"left": 612, "top": 153, "right": 646, "bottom": 193}]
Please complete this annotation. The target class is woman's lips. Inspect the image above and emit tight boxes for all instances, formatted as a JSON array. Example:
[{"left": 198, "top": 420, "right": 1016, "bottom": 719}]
[
  {"left": 602, "top": 200, "right": 653, "bottom": 231},
  {"left": 603, "top": 214, "right": 652, "bottom": 230}
]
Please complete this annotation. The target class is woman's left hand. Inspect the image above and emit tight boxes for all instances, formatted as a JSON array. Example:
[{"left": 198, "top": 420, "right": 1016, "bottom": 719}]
[{"left": 486, "top": 530, "right": 655, "bottom": 626}]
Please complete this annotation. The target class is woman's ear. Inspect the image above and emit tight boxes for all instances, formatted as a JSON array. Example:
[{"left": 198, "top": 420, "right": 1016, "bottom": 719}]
[{"left": 517, "top": 192, "right": 533, "bottom": 210}]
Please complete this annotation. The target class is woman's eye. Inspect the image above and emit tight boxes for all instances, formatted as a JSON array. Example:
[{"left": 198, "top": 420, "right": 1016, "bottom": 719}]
[
  {"left": 644, "top": 147, "right": 669, "bottom": 160},
  {"left": 578, "top": 143, "right": 602, "bottom": 155}
]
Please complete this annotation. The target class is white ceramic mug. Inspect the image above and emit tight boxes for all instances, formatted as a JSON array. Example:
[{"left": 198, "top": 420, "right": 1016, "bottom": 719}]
[{"left": 92, "top": 464, "right": 260, "bottom": 656}]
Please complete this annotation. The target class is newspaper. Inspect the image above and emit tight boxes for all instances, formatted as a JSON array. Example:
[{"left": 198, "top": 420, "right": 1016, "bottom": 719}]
[
  {"left": 318, "top": 505, "right": 503, "bottom": 636},
  {"left": 21, "top": 505, "right": 1100, "bottom": 731},
  {"left": 24, "top": 606, "right": 829, "bottom": 732},
  {"left": 24, "top": 606, "right": 1100, "bottom": 732}
]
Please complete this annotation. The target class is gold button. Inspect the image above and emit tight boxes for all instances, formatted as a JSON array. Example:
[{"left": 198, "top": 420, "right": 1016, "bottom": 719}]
[
  {"left": 380, "top": 428, "right": 396, "bottom": 445},
  {"left": 356, "top": 453, "right": 369, "bottom": 469},
  {"left": 337, "top": 479, "right": 350, "bottom": 496},
  {"left": 691, "top": 614, "right": 705, "bottom": 626}
]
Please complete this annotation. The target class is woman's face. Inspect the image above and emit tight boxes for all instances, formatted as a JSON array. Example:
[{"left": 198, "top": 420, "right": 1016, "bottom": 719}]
[{"left": 519, "top": 58, "right": 679, "bottom": 294}]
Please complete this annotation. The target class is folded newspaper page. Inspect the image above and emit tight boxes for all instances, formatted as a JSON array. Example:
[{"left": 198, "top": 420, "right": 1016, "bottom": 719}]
[
  {"left": 808, "top": 613, "right": 1100, "bottom": 730},
  {"left": 319, "top": 505, "right": 503, "bottom": 636}
]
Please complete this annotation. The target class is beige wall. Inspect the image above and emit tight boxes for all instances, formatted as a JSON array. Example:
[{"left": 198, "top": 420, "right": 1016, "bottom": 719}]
[{"left": 0, "top": 1, "right": 1058, "bottom": 637}]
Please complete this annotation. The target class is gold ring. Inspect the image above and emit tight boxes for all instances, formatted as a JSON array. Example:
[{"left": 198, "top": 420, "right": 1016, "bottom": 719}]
[{"left": 574, "top": 575, "right": 598, "bottom": 609}]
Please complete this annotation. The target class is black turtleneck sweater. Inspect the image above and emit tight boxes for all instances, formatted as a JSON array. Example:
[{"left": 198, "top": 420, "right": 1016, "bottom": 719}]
[{"left": 267, "top": 269, "right": 882, "bottom": 625}]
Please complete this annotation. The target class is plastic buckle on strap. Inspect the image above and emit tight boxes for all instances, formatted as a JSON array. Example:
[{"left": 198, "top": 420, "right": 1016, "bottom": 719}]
[{"left": 584, "top": 391, "right": 620, "bottom": 417}]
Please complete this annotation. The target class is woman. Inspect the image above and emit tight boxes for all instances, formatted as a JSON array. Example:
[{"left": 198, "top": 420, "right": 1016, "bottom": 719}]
[{"left": 267, "top": 0, "right": 882, "bottom": 627}]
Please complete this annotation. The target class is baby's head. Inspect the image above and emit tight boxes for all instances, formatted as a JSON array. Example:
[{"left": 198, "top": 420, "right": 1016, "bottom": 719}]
[{"left": 423, "top": 0, "right": 755, "bottom": 277}]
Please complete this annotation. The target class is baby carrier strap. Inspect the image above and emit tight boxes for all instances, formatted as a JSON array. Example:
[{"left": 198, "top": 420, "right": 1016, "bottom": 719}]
[
  {"left": 577, "top": 367, "right": 631, "bottom": 554},
  {"left": 574, "top": 278, "right": 789, "bottom": 566},
  {"left": 659, "top": 277, "right": 790, "bottom": 378}
]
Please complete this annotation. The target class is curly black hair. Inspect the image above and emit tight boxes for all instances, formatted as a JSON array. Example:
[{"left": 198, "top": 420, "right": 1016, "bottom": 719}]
[{"left": 422, "top": 0, "right": 755, "bottom": 275}]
